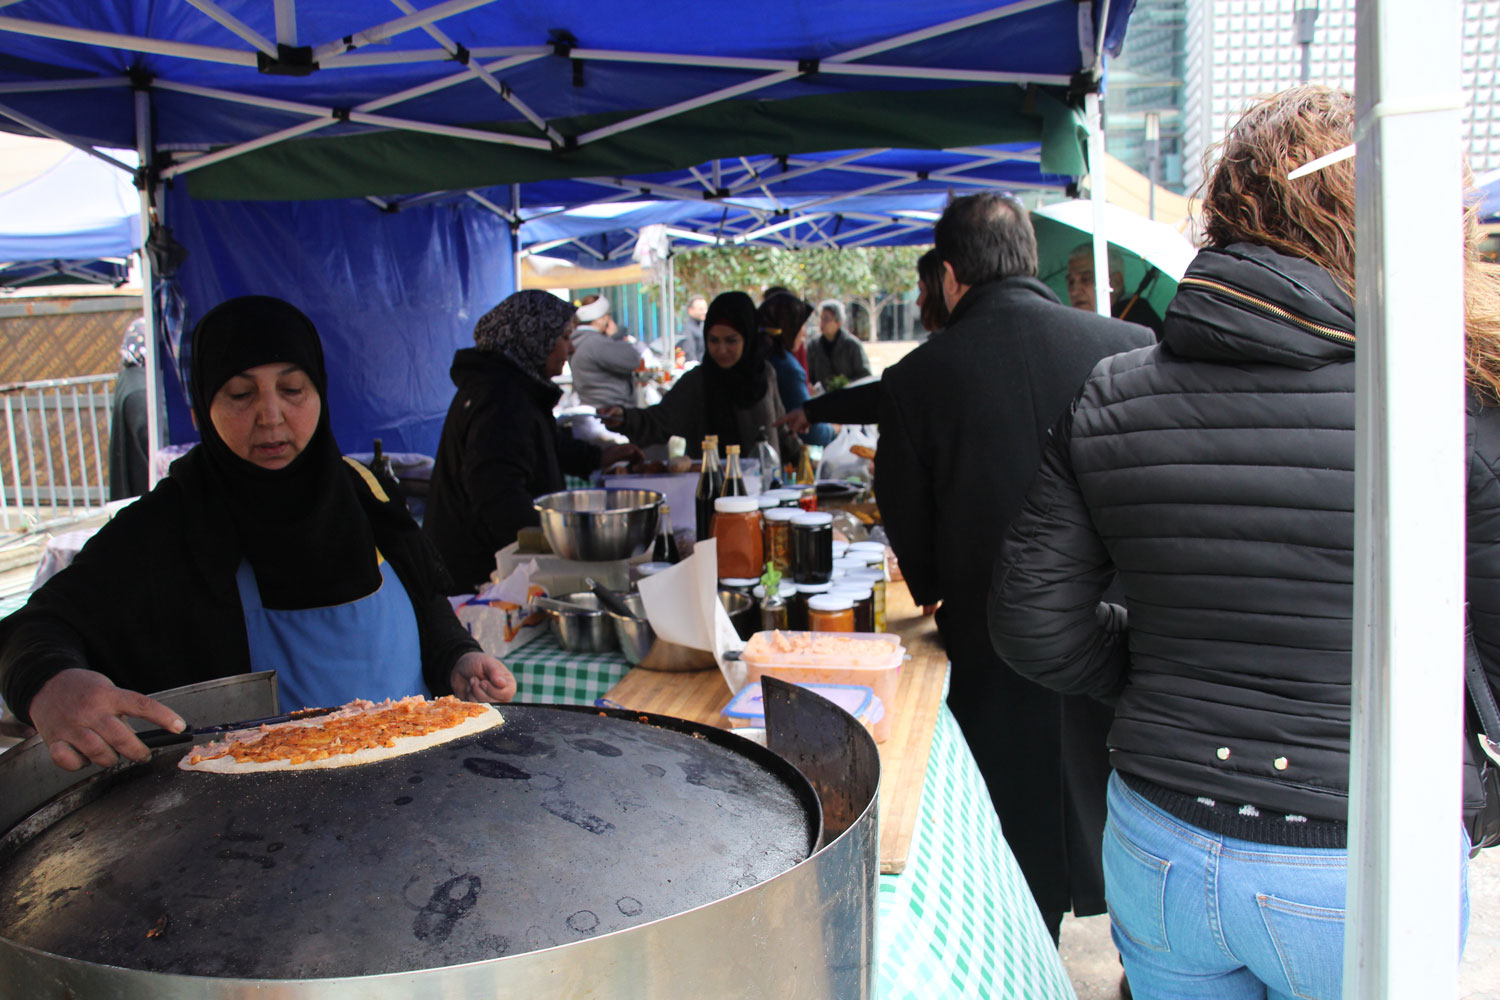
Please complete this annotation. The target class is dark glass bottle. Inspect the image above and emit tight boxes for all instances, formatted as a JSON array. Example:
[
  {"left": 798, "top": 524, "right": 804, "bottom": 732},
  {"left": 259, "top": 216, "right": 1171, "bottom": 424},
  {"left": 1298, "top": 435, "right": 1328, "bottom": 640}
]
[
  {"left": 653, "top": 503, "right": 681, "bottom": 564},
  {"left": 371, "top": 438, "right": 400, "bottom": 495},
  {"left": 694, "top": 439, "right": 724, "bottom": 539},
  {"left": 721, "top": 444, "right": 748, "bottom": 497}
]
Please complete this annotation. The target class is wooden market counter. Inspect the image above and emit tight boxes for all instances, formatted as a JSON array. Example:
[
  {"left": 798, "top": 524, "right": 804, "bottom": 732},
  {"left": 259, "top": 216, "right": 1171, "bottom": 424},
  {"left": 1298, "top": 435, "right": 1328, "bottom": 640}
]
[{"left": 606, "top": 580, "right": 949, "bottom": 875}]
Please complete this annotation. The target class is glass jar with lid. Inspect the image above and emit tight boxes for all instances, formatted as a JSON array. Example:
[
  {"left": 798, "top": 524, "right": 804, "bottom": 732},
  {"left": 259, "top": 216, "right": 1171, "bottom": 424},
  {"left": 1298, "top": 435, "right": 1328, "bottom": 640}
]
[
  {"left": 829, "top": 583, "right": 875, "bottom": 633},
  {"left": 806, "top": 594, "right": 856, "bottom": 633},
  {"left": 763, "top": 507, "right": 797, "bottom": 574},
  {"left": 790, "top": 511, "right": 834, "bottom": 584},
  {"left": 712, "top": 496, "right": 763, "bottom": 580}
]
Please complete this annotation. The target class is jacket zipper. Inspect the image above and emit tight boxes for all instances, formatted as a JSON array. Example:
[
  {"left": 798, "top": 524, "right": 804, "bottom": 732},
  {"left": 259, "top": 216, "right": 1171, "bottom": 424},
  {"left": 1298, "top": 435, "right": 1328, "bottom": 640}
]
[{"left": 1177, "top": 275, "right": 1356, "bottom": 346}]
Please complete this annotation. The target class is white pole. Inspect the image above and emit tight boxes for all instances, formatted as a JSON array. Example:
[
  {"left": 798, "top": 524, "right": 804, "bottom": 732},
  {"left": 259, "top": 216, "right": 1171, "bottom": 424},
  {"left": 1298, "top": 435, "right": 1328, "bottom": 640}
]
[
  {"left": 1086, "top": 91, "right": 1109, "bottom": 316},
  {"left": 134, "top": 88, "right": 162, "bottom": 491},
  {"left": 1345, "top": 0, "right": 1465, "bottom": 996},
  {"left": 510, "top": 183, "right": 523, "bottom": 293}
]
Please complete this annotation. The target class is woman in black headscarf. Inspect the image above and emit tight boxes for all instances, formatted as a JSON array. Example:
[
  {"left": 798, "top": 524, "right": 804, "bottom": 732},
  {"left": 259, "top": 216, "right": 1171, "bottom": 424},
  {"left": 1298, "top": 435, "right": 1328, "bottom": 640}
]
[
  {"left": 423, "top": 290, "right": 642, "bottom": 591},
  {"left": 600, "top": 291, "right": 802, "bottom": 463},
  {"left": 0, "top": 295, "right": 514, "bottom": 772}
]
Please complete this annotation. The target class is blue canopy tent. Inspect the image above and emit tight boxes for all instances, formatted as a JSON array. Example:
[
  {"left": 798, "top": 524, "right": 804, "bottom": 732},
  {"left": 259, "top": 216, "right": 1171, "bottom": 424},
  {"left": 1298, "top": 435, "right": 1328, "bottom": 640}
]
[
  {"left": 0, "top": 0, "right": 1135, "bottom": 457},
  {"left": 0, "top": 138, "right": 140, "bottom": 287}
]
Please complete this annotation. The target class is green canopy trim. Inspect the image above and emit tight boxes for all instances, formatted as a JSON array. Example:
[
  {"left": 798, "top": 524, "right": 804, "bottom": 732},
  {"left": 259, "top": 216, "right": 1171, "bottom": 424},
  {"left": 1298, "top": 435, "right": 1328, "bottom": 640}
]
[{"left": 184, "top": 84, "right": 1087, "bottom": 201}]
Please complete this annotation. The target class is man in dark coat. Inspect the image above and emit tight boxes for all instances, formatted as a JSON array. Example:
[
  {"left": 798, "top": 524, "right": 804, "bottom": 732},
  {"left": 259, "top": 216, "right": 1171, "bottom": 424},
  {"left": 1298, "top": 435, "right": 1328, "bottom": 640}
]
[{"left": 876, "top": 193, "right": 1153, "bottom": 940}]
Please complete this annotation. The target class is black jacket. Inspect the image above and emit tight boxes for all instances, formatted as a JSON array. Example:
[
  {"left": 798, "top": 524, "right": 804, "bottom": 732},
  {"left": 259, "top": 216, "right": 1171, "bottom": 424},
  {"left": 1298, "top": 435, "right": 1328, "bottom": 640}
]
[
  {"left": 0, "top": 459, "right": 478, "bottom": 725},
  {"left": 991, "top": 243, "right": 1380, "bottom": 829},
  {"left": 423, "top": 349, "right": 601, "bottom": 591},
  {"left": 877, "top": 275, "right": 1151, "bottom": 917}
]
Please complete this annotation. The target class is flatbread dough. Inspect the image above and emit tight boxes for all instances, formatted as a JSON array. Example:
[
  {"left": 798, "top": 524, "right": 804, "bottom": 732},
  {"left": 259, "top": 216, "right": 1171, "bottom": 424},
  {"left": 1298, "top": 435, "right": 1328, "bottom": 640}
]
[{"left": 179, "top": 698, "right": 503, "bottom": 774}]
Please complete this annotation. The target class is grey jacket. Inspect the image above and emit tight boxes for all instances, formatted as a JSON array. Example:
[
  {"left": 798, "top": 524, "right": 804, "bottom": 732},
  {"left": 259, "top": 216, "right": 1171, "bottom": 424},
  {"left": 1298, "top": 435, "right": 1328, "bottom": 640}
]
[
  {"left": 617, "top": 363, "right": 802, "bottom": 463},
  {"left": 570, "top": 325, "right": 642, "bottom": 408},
  {"left": 806, "top": 329, "right": 871, "bottom": 388}
]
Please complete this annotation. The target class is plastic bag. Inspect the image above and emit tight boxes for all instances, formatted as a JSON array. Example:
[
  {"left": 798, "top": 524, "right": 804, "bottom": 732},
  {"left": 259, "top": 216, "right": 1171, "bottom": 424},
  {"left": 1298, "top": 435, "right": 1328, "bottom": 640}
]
[{"left": 817, "top": 424, "right": 878, "bottom": 483}]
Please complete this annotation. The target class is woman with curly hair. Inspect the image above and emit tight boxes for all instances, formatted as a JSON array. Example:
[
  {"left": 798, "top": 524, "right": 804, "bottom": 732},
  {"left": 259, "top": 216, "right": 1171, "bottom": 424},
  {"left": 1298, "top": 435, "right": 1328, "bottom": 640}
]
[{"left": 990, "top": 85, "right": 1491, "bottom": 998}]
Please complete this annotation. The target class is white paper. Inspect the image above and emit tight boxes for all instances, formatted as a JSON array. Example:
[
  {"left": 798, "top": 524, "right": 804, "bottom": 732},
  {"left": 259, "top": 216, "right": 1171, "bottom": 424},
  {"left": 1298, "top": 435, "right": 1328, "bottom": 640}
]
[
  {"left": 476, "top": 559, "right": 539, "bottom": 605},
  {"left": 637, "top": 539, "right": 747, "bottom": 692}
]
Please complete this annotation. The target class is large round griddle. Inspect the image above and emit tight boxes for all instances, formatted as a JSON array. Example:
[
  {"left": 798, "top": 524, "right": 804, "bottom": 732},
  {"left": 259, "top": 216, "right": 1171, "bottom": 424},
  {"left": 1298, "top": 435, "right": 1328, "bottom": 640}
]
[{"left": 0, "top": 704, "right": 820, "bottom": 980}]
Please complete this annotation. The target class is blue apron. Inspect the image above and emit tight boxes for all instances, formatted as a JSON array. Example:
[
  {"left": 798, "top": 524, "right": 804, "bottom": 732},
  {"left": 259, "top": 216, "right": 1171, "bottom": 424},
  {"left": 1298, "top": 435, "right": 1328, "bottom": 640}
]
[{"left": 234, "top": 555, "right": 428, "bottom": 711}]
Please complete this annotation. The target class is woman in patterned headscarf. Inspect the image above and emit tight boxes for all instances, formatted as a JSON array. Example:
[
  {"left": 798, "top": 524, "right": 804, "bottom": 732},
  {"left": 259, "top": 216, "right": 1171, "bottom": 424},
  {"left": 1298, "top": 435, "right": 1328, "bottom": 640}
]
[{"left": 423, "top": 290, "right": 642, "bottom": 590}]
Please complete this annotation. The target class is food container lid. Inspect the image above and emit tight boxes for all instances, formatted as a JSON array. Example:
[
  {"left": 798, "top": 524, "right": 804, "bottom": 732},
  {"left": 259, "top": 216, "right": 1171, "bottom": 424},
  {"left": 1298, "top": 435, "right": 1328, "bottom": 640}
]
[
  {"left": 807, "top": 594, "right": 854, "bottom": 613},
  {"left": 714, "top": 495, "right": 762, "bottom": 514},
  {"left": 720, "top": 576, "right": 761, "bottom": 587},
  {"left": 724, "top": 681, "right": 876, "bottom": 722},
  {"left": 833, "top": 557, "right": 868, "bottom": 571},
  {"left": 757, "top": 494, "right": 781, "bottom": 509},
  {"left": 763, "top": 507, "right": 798, "bottom": 522},
  {"left": 845, "top": 568, "right": 886, "bottom": 582},
  {"left": 635, "top": 561, "right": 675, "bottom": 577},
  {"left": 831, "top": 540, "right": 851, "bottom": 557},
  {"left": 848, "top": 541, "right": 887, "bottom": 555},
  {"left": 790, "top": 511, "right": 834, "bottom": 527},
  {"left": 829, "top": 585, "right": 873, "bottom": 600},
  {"left": 769, "top": 488, "right": 804, "bottom": 503},
  {"left": 795, "top": 581, "right": 832, "bottom": 594}
]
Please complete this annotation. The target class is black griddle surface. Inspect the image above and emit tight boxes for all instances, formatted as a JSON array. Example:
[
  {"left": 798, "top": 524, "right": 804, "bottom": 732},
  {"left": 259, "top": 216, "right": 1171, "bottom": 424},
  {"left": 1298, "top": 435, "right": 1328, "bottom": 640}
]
[{"left": 0, "top": 705, "right": 817, "bottom": 978}]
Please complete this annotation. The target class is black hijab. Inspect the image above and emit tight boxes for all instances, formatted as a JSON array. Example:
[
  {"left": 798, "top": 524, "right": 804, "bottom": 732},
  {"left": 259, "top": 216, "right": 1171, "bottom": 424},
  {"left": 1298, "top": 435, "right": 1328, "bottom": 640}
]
[
  {"left": 172, "top": 296, "right": 378, "bottom": 610},
  {"left": 701, "top": 291, "right": 768, "bottom": 447},
  {"left": 756, "top": 291, "right": 813, "bottom": 356}
]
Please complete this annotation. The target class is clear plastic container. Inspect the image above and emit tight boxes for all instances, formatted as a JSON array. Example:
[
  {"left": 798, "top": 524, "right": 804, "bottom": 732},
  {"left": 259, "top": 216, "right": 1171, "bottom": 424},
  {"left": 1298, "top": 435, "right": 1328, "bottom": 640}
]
[
  {"left": 722, "top": 681, "right": 885, "bottom": 736},
  {"left": 740, "top": 630, "right": 903, "bottom": 741}
]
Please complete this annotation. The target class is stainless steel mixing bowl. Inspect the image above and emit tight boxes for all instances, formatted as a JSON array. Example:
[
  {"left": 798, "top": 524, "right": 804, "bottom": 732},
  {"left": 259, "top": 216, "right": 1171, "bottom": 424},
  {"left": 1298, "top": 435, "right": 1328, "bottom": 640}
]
[
  {"left": 607, "top": 591, "right": 755, "bottom": 672},
  {"left": 534, "top": 488, "right": 663, "bottom": 561},
  {"left": 546, "top": 591, "right": 619, "bottom": 653}
]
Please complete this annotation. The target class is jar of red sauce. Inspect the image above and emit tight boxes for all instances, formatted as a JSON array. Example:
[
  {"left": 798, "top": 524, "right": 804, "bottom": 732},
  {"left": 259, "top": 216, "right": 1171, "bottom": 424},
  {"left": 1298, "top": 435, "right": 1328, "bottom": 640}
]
[{"left": 711, "top": 496, "right": 763, "bottom": 580}]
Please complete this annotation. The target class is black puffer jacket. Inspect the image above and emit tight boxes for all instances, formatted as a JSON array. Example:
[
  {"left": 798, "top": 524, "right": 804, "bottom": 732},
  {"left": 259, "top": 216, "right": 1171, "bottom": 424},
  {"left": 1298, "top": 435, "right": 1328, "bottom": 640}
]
[{"left": 991, "top": 243, "right": 1367, "bottom": 825}]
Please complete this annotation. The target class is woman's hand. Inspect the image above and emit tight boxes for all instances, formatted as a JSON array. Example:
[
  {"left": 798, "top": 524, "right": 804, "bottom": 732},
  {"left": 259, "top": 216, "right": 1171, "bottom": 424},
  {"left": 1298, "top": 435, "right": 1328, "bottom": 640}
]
[
  {"left": 775, "top": 408, "right": 811, "bottom": 436},
  {"left": 599, "top": 442, "right": 644, "bottom": 471},
  {"left": 29, "top": 668, "right": 185, "bottom": 771},
  {"left": 449, "top": 652, "right": 517, "bottom": 704},
  {"left": 596, "top": 405, "right": 625, "bottom": 429}
]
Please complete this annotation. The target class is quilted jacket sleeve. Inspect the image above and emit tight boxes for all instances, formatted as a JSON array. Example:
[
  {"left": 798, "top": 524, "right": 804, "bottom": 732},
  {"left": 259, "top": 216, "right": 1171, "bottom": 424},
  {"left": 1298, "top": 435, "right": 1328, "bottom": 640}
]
[
  {"left": 989, "top": 411, "right": 1129, "bottom": 702},
  {"left": 1468, "top": 397, "right": 1500, "bottom": 697}
]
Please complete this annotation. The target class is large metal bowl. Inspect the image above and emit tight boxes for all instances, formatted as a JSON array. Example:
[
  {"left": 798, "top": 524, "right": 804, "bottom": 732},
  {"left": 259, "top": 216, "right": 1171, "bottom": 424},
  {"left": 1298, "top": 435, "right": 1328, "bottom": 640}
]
[
  {"left": 534, "top": 488, "right": 663, "bottom": 561},
  {"left": 608, "top": 592, "right": 755, "bottom": 672},
  {"left": 546, "top": 591, "right": 618, "bottom": 653}
]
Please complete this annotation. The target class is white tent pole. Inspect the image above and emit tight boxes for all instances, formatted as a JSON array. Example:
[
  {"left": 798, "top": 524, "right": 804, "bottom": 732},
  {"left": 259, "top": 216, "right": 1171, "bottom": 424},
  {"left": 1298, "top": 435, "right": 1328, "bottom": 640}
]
[
  {"left": 509, "top": 184, "right": 523, "bottom": 292},
  {"left": 0, "top": 76, "right": 130, "bottom": 94},
  {"left": 0, "top": 16, "right": 255, "bottom": 64},
  {"left": 318, "top": 45, "right": 541, "bottom": 69},
  {"left": 1345, "top": 1, "right": 1466, "bottom": 996},
  {"left": 578, "top": 71, "right": 800, "bottom": 146},
  {"left": 134, "top": 88, "right": 162, "bottom": 491},
  {"left": 184, "top": 0, "right": 278, "bottom": 59},
  {"left": 273, "top": 0, "right": 297, "bottom": 45},
  {"left": 466, "top": 190, "right": 517, "bottom": 223},
  {"left": 569, "top": 47, "right": 1069, "bottom": 87},
  {"left": 728, "top": 149, "right": 887, "bottom": 194},
  {"left": 795, "top": 177, "right": 915, "bottom": 212},
  {"left": 159, "top": 119, "right": 334, "bottom": 180},
  {"left": 1086, "top": 91, "right": 1109, "bottom": 317},
  {"left": 310, "top": 0, "right": 501, "bottom": 61},
  {"left": 386, "top": 0, "right": 562, "bottom": 144},
  {"left": 0, "top": 102, "right": 135, "bottom": 172}
]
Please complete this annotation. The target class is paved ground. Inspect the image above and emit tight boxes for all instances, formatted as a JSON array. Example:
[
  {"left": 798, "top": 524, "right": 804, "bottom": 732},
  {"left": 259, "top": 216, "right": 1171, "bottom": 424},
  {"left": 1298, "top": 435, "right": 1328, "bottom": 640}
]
[{"left": 1059, "top": 849, "right": 1500, "bottom": 999}]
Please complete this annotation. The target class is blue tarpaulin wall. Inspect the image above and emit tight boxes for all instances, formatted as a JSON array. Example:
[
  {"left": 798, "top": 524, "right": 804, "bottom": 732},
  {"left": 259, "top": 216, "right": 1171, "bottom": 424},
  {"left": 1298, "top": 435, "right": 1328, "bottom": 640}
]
[{"left": 164, "top": 190, "right": 516, "bottom": 455}]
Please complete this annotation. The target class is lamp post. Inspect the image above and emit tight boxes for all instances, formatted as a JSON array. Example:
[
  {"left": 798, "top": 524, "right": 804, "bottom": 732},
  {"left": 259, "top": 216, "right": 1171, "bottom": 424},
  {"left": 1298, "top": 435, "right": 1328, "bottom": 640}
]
[
  {"left": 1144, "top": 111, "right": 1161, "bottom": 221},
  {"left": 1295, "top": 0, "right": 1321, "bottom": 84}
]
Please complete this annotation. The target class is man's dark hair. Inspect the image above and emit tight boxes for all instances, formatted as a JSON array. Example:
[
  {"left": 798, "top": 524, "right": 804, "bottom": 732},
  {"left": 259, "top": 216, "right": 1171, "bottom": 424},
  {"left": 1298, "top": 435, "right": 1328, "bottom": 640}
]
[{"left": 932, "top": 192, "right": 1037, "bottom": 286}]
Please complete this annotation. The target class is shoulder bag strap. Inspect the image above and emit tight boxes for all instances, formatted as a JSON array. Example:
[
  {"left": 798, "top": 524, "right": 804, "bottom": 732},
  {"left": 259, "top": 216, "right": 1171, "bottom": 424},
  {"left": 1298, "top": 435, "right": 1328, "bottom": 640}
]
[{"left": 1465, "top": 606, "right": 1500, "bottom": 764}]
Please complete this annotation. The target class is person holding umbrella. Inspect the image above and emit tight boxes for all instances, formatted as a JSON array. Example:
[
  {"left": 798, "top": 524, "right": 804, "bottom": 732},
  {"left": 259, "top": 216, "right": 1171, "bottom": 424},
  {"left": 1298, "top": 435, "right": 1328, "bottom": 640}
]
[{"left": 1065, "top": 242, "right": 1164, "bottom": 337}]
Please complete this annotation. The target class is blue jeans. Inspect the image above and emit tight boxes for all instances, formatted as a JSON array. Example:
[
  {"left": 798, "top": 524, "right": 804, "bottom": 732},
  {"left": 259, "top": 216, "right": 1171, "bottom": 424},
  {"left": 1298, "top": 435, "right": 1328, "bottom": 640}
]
[{"left": 1103, "top": 771, "right": 1470, "bottom": 1000}]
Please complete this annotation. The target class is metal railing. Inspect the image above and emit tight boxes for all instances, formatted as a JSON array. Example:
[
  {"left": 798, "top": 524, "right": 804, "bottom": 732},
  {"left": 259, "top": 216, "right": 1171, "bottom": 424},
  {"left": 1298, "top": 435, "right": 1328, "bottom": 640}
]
[{"left": 0, "top": 374, "right": 117, "bottom": 537}]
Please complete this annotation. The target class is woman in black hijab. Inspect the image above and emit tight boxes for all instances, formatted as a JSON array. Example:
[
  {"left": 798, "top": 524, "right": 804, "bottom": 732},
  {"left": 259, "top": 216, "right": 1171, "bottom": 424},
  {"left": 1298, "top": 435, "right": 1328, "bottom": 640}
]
[
  {"left": 0, "top": 296, "right": 514, "bottom": 772},
  {"left": 601, "top": 291, "right": 802, "bottom": 463}
]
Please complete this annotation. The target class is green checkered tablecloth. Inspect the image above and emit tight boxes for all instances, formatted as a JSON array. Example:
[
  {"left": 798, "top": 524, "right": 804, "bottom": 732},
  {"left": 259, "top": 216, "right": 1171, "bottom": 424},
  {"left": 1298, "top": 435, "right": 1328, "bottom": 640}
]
[
  {"left": 877, "top": 702, "right": 1077, "bottom": 1000},
  {"left": 503, "top": 630, "right": 632, "bottom": 705},
  {"left": 495, "top": 638, "right": 1074, "bottom": 999}
]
